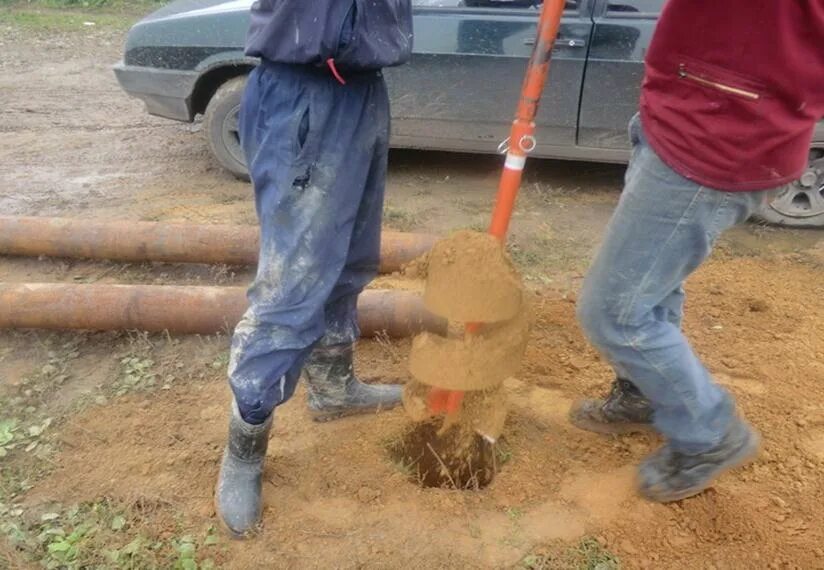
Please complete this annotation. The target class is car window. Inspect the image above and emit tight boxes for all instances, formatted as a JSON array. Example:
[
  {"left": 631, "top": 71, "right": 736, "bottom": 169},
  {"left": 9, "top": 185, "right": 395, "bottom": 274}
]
[
  {"left": 605, "top": 0, "right": 664, "bottom": 17},
  {"left": 413, "top": 0, "right": 579, "bottom": 12}
]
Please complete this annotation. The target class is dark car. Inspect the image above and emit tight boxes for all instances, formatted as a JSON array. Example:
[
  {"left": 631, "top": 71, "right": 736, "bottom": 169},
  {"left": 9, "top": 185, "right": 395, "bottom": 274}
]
[{"left": 114, "top": 0, "right": 824, "bottom": 227}]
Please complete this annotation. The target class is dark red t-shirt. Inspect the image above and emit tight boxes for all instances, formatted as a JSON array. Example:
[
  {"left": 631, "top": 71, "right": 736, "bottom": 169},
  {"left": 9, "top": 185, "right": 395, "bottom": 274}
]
[{"left": 640, "top": 0, "right": 824, "bottom": 191}]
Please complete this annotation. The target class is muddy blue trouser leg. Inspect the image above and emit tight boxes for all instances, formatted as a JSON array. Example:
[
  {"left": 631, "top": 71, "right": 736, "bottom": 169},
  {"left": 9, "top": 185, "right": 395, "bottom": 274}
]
[
  {"left": 577, "top": 115, "right": 773, "bottom": 453},
  {"left": 228, "top": 63, "right": 389, "bottom": 424}
]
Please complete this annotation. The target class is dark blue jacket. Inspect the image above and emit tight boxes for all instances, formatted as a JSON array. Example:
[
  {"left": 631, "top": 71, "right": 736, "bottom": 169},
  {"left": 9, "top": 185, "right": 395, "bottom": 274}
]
[{"left": 245, "top": 0, "right": 413, "bottom": 71}]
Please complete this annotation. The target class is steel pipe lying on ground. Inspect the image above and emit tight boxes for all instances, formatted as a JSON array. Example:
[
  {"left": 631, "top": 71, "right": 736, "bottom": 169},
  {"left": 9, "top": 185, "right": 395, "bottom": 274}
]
[
  {"left": 0, "top": 217, "right": 436, "bottom": 273},
  {"left": 0, "top": 284, "right": 446, "bottom": 337}
]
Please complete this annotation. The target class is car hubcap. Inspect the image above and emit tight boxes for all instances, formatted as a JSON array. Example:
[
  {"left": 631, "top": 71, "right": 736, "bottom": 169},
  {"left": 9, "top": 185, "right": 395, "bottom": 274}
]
[
  {"left": 222, "top": 105, "right": 246, "bottom": 167},
  {"left": 768, "top": 155, "right": 824, "bottom": 219}
]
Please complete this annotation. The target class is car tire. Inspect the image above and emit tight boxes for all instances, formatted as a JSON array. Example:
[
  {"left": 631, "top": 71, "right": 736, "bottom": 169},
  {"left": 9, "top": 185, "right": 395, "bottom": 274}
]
[
  {"left": 754, "top": 149, "right": 824, "bottom": 228},
  {"left": 204, "top": 75, "right": 250, "bottom": 181}
]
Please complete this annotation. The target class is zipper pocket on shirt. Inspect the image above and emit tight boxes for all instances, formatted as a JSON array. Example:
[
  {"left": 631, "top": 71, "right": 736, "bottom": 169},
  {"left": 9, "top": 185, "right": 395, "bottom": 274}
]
[{"left": 678, "top": 64, "right": 760, "bottom": 101}]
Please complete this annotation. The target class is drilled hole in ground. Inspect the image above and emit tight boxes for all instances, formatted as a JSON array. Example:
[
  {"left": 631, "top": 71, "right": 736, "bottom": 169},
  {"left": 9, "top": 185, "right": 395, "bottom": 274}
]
[{"left": 388, "top": 421, "right": 503, "bottom": 490}]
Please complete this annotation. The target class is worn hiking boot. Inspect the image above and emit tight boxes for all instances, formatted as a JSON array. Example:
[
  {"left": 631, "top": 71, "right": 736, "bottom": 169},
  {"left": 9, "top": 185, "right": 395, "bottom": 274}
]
[
  {"left": 303, "top": 343, "right": 402, "bottom": 422},
  {"left": 569, "top": 378, "right": 654, "bottom": 434},
  {"left": 215, "top": 401, "right": 272, "bottom": 538},
  {"left": 638, "top": 416, "right": 760, "bottom": 503}
]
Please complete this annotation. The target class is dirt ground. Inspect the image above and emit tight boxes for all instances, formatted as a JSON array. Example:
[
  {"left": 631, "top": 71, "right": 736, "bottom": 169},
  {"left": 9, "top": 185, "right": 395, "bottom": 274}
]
[{"left": 2, "top": 10, "right": 824, "bottom": 570}]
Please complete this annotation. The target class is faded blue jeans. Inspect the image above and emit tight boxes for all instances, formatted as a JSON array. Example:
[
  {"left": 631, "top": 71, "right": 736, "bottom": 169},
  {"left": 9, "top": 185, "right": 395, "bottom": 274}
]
[{"left": 577, "top": 115, "right": 772, "bottom": 453}]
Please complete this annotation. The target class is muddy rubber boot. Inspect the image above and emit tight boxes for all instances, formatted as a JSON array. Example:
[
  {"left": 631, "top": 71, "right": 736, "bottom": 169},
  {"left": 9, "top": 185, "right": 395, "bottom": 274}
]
[
  {"left": 569, "top": 378, "right": 654, "bottom": 434},
  {"left": 215, "top": 401, "right": 272, "bottom": 538},
  {"left": 304, "top": 343, "right": 402, "bottom": 422},
  {"left": 638, "top": 416, "right": 760, "bottom": 503}
]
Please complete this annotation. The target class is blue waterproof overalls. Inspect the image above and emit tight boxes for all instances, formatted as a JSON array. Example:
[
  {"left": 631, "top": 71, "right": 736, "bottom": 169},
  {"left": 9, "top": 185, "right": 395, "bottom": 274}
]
[{"left": 229, "top": 1, "right": 413, "bottom": 424}]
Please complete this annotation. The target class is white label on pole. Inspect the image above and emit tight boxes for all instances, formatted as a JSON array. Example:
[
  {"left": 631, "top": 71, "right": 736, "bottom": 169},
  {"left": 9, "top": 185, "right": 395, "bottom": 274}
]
[{"left": 504, "top": 153, "right": 526, "bottom": 171}]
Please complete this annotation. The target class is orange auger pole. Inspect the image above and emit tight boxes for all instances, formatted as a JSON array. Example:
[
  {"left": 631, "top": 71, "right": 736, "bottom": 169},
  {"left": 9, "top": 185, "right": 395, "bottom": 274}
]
[
  {"left": 428, "top": 0, "right": 567, "bottom": 416},
  {"left": 489, "top": 0, "right": 566, "bottom": 238}
]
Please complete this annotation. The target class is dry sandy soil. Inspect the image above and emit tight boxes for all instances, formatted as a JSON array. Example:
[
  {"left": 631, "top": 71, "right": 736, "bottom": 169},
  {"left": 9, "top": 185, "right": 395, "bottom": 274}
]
[{"left": 2, "top": 11, "right": 824, "bottom": 570}]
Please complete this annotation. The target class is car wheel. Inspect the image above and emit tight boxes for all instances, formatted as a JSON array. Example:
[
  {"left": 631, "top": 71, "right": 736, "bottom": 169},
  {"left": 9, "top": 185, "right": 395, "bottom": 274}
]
[
  {"left": 204, "top": 75, "right": 249, "bottom": 180},
  {"left": 754, "top": 149, "right": 824, "bottom": 228}
]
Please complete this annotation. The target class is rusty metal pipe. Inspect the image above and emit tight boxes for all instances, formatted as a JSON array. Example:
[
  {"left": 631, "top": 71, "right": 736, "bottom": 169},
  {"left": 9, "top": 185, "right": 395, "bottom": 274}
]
[
  {"left": 0, "top": 217, "right": 436, "bottom": 273},
  {"left": 0, "top": 283, "right": 446, "bottom": 337}
]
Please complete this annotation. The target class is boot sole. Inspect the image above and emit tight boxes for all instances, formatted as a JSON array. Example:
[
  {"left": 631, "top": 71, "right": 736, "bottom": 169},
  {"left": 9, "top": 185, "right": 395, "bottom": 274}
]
[
  {"left": 310, "top": 401, "right": 402, "bottom": 423},
  {"left": 568, "top": 406, "right": 655, "bottom": 435},
  {"left": 215, "top": 508, "right": 244, "bottom": 540},
  {"left": 639, "top": 429, "right": 762, "bottom": 503},
  {"left": 213, "top": 478, "right": 261, "bottom": 540},
  {"left": 214, "top": 494, "right": 266, "bottom": 540},
  {"left": 213, "top": 490, "right": 246, "bottom": 540}
]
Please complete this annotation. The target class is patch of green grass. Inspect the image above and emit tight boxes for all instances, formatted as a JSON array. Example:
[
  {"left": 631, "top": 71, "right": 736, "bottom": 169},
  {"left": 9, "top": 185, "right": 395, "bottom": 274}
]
[
  {"left": 0, "top": 9, "right": 129, "bottom": 30},
  {"left": 508, "top": 241, "right": 545, "bottom": 268},
  {"left": 383, "top": 205, "right": 420, "bottom": 232},
  {"left": 112, "top": 354, "right": 181, "bottom": 396},
  {"left": 1, "top": 500, "right": 224, "bottom": 569},
  {"left": 520, "top": 537, "right": 621, "bottom": 570},
  {"left": 507, "top": 229, "right": 591, "bottom": 282},
  {"left": 495, "top": 440, "right": 513, "bottom": 465},
  {"left": 0, "top": 407, "right": 61, "bottom": 532},
  {"left": 0, "top": 0, "right": 168, "bottom": 30},
  {"left": 0, "top": 332, "right": 234, "bottom": 566},
  {"left": 451, "top": 197, "right": 488, "bottom": 216},
  {"left": 0, "top": 340, "right": 88, "bottom": 516},
  {"left": 390, "top": 457, "right": 415, "bottom": 479},
  {"left": 0, "top": 416, "right": 54, "bottom": 460},
  {"left": 0, "top": 0, "right": 166, "bottom": 10},
  {"left": 0, "top": 349, "right": 67, "bottom": 463},
  {"left": 381, "top": 431, "right": 416, "bottom": 480},
  {"left": 209, "top": 350, "right": 230, "bottom": 371},
  {"left": 506, "top": 507, "right": 524, "bottom": 521},
  {"left": 113, "top": 355, "right": 159, "bottom": 396},
  {"left": 12, "top": 341, "right": 82, "bottom": 404},
  {"left": 451, "top": 221, "right": 488, "bottom": 234},
  {"left": 574, "top": 538, "right": 621, "bottom": 570},
  {"left": 110, "top": 332, "right": 197, "bottom": 397},
  {"left": 0, "top": 457, "right": 37, "bottom": 504}
]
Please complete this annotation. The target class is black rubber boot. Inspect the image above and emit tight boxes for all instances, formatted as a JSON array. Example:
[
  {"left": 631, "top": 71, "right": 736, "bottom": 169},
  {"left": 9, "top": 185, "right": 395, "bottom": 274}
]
[
  {"left": 638, "top": 416, "right": 760, "bottom": 502},
  {"left": 303, "top": 343, "right": 402, "bottom": 422},
  {"left": 215, "top": 401, "right": 272, "bottom": 538},
  {"left": 569, "top": 378, "right": 654, "bottom": 434}
]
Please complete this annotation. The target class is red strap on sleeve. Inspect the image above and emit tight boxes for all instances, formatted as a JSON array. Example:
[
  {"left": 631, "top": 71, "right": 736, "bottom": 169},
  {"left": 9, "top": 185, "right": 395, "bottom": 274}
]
[{"left": 326, "top": 58, "right": 347, "bottom": 85}]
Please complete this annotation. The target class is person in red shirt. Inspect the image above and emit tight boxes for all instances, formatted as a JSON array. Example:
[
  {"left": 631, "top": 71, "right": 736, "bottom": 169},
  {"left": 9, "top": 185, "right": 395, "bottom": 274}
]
[{"left": 571, "top": 0, "right": 824, "bottom": 502}]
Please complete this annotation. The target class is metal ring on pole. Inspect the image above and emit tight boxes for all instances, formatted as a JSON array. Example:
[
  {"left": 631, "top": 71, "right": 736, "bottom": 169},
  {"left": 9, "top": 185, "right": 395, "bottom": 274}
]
[
  {"left": 519, "top": 134, "right": 537, "bottom": 153},
  {"left": 497, "top": 137, "right": 511, "bottom": 155}
]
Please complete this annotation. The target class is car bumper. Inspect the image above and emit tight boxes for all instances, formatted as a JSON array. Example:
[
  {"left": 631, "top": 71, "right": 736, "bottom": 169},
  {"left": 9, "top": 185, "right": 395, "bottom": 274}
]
[{"left": 113, "top": 61, "right": 199, "bottom": 122}]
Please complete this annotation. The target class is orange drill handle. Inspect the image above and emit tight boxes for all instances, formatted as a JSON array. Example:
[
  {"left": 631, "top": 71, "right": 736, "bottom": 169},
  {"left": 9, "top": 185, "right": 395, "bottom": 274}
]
[
  {"left": 435, "top": 0, "right": 566, "bottom": 416},
  {"left": 490, "top": 0, "right": 565, "bottom": 238}
]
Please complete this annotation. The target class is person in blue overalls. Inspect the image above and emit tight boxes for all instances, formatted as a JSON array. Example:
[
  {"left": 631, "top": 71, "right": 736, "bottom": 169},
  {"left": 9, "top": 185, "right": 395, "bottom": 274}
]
[{"left": 216, "top": 0, "right": 413, "bottom": 537}]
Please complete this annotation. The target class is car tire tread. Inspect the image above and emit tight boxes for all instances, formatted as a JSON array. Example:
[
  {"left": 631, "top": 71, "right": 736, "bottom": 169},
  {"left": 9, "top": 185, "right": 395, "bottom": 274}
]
[{"left": 204, "top": 75, "right": 250, "bottom": 181}]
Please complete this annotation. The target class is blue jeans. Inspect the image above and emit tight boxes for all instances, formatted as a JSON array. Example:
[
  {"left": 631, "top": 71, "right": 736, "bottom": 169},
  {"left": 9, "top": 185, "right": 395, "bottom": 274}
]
[
  {"left": 577, "top": 115, "right": 772, "bottom": 453},
  {"left": 228, "top": 63, "right": 390, "bottom": 424}
]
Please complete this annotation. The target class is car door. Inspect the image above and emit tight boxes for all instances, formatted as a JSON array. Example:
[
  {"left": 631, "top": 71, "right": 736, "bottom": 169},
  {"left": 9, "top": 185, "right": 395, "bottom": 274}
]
[
  {"left": 384, "top": 0, "right": 594, "bottom": 157},
  {"left": 577, "top": 0, "right": 664, "bottom": 153}
]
